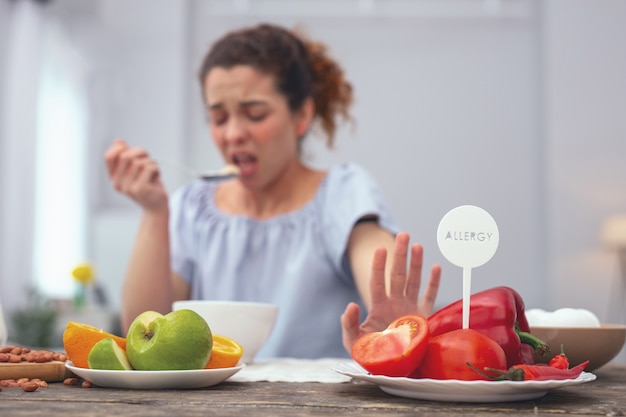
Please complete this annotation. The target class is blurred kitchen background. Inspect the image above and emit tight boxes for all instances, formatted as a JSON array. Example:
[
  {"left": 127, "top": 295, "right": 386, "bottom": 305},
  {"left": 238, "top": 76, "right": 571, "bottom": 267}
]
[{"left": 0, "top": 0, "right": 625, "bottom": 359}]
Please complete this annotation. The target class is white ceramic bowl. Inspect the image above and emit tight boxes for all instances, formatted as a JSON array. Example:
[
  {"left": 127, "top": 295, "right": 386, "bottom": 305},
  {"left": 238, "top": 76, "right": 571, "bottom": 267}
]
[
  {"left": 530, "top": 324, "right": 626, "bottom": 371},
  {"left": 172, "top": 300, "right": 278, "bottom": 364}
]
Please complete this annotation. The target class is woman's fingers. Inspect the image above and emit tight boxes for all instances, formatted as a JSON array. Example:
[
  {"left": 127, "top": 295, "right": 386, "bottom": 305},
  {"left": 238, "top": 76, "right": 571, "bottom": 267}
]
[
  {"left": 126, "top": 154, "right": 153, "bottom": 184},
  {"left": 103, "top": 140, "right": 166, "bottom": 210},
  {"left": 418, "top": 264, "right": 442, "bottom": 316},
  {"left": 104, "top": 138, "right": 128, "bottom": 179},
  {"left": 118, "top": 147, "right": 149, "bottom": 180},
  {"left": 110, "top": 147, "right": 151, "bottom": 190},
  {"left": 137, "top": 158, "right": 161, "bottom": 185},
  {"left": 341, "top": 302, "right": 362, "bottom": 352},
  {"left": 369, "top": 247, "right": 388, "bottom": 306},
  {"left": 404, "top": 243, "right": 424, "bottom": 303},
  {"left": 389, "top": 232, "right": 410, "bottom": 299}
]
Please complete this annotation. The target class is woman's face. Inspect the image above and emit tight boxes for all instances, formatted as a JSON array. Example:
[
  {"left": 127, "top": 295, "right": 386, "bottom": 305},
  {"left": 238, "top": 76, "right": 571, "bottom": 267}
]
[{"left": 203, "top": 65, "right": 311, "bottom": 188}]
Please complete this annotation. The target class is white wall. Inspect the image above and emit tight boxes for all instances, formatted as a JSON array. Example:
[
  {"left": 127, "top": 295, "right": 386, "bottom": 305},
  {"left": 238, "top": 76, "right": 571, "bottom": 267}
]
[
  {"left": 0, "top": 2, "right": 7, "bottom": 127},
  {"left": 0, "top": 0, "right": 41, "bottom": 316},
  {"left": 0, "top": 0, "right": 10, "bottom": 314},
  {"left": 0, "top": 3, "right": 8, "bottom": 226},
  {"left": 542, "top": 0, "right": 626, "bottom": 360}
]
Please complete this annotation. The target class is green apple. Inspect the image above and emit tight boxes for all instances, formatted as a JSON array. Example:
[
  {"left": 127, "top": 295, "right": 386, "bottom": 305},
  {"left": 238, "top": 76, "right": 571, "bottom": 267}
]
[
  {"left": 88, "top": 337, "right": 133, "bottom": 370},
  {"left": 126, "top": 310, "right": 212, "bottom": 371}
]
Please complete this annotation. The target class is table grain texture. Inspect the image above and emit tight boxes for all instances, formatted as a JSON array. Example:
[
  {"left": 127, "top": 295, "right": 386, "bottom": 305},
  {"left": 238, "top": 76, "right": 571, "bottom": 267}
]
[{"left": 1, "top": 364, "right": 624, "bottom": 416}]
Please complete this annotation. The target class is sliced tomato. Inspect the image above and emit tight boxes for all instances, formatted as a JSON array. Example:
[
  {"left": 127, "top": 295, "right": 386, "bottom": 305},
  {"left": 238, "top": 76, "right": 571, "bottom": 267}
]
[
  {"left": 351, "top": 314, "right": 429, "bottom": 377},
  {"left": 412, "top": 328, "right": 507, "bottom": 381}
]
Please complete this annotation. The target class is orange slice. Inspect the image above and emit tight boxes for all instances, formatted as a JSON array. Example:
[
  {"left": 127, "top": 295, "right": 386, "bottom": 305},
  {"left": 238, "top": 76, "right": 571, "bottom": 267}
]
[
  {"left": 63, "top": 321, "right": 126, "bottom": 369},
  {"left": 204, "top": 335, "right": 244, "bottom": 369}
]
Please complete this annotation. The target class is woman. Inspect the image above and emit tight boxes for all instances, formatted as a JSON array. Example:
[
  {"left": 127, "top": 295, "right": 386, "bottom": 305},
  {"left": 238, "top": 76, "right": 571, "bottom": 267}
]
[{"left": 105, "top": 23, "right": 441, "bottom": 359}]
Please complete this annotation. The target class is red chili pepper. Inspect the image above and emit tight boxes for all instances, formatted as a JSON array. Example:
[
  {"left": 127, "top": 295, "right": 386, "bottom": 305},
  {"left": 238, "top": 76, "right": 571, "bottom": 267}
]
[
  {"left": 468, "top": 360, "right": 589, "bottom": 381},
  {"left": 548, "top": 345, "right": 569, "bottom": 370},
  {"left": 428, "top": 286, "right": 550, "bottom": 367}
]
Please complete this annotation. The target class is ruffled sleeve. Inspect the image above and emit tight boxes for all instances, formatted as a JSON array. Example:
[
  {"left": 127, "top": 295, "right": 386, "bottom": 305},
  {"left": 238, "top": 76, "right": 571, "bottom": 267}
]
[{"left": 319, "top": 163, "right": 400, "bottom": 283}]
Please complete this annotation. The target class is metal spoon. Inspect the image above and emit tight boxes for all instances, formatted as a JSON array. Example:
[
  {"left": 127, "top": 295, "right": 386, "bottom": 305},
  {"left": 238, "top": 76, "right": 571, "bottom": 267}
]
[
  {"left": 198, "top": 164, "right": 240, "bottom": 181},
  {"left": 158, "top": 159, "right": 239, "bottom": 181}
]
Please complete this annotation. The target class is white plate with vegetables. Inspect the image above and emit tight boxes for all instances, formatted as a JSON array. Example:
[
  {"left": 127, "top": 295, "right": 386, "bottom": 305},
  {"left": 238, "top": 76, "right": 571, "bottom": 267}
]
[{"left": 332, "top": 362, "right": 596, "bottom": 403}]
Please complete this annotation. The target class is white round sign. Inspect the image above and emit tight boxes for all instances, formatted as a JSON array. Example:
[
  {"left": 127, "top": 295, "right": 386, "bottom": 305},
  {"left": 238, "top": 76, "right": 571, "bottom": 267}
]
[{"left": 436, "top": 205, "right": 499, "bottom": 268}]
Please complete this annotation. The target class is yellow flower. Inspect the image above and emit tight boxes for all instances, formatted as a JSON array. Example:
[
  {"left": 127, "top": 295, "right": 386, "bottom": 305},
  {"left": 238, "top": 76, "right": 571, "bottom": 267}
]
[{"left": 71, "top": 263, "right": 94, "bottom": 284}]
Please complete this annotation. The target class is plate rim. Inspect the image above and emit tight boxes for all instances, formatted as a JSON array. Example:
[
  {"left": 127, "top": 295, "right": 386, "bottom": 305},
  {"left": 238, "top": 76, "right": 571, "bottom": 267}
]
[
  {"left": 65, "top": 361, "right": 246, "bottom": 389},
  {"left": 332, "top": 362, "right": 597, "bottom": 403}
]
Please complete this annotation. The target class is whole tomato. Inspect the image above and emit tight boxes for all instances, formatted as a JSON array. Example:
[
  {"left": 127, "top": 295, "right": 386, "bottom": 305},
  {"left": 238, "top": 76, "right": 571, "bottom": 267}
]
[
  {"left": 412, "top": 328, "right": 507, "bottom": 381},
  {"left": 351, "top": 314, "right": 429, "bottom": 377}
]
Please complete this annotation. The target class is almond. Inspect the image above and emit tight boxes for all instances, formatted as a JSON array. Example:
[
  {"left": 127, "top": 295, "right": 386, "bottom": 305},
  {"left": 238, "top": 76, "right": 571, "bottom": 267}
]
[{"left": 21, "top": 382, "right": 40, "bottom": 392}]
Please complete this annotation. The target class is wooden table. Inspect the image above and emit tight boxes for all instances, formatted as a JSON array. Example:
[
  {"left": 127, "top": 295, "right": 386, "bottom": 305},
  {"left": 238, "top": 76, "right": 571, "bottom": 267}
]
[{"left": 1, "top": 364, "right": 625, "bottom": 416}]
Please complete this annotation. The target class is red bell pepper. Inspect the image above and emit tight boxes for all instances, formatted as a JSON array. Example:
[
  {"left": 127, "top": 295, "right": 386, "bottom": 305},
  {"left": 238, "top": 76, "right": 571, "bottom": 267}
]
[{"left": 427, "top": 286, "right": 549, "bottom": 368}]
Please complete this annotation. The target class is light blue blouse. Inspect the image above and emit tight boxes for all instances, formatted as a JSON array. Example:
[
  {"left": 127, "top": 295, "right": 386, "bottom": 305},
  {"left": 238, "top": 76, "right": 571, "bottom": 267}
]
[{"left": 169, "top": 163, "right": 399, "bottom": 359}]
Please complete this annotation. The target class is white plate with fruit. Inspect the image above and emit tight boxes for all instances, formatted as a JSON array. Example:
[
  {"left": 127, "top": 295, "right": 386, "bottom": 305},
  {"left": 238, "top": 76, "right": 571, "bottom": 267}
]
[
  {"left": 63, "top": 310, "right": 246, "bottom": 389},
  {"left": 65, "top": 361, "right": 245, "bottom": 389}
]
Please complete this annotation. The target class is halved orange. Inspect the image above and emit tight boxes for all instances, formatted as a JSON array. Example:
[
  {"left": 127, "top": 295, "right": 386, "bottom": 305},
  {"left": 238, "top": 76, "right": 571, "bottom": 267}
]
[
  {"left": 63, "top": 321, "right": 126, "bottom": 368},
  {"left": 204, "top": 335, "right": 244, "bottom": 369}
]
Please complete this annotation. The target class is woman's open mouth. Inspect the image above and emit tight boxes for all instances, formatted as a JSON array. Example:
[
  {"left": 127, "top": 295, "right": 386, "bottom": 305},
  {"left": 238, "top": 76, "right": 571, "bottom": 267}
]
[{"left": 232, "top": 153, "right": 258, "bottom": 177}]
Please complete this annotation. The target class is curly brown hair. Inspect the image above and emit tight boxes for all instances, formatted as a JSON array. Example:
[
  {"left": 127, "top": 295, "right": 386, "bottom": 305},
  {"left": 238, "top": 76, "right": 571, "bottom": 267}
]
[{"left": 198, "top": 23, "right": 353, "bottom": 148}]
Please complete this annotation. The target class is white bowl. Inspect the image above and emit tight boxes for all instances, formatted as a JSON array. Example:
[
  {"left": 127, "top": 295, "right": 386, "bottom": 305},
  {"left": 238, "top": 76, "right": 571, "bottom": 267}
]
[
  {"left": 172, "top": 300, "right": 278, "bottom": 364},
  {"left": 530, "top": 324, "right": 626, "bottom": 371}
]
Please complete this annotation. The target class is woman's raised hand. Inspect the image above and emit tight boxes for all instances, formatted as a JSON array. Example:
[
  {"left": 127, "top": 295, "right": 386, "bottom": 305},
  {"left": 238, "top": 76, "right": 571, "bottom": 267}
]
[
  {"left": 341, "top": 232, "right": 441, "bottom": 352},
  {"left": 104, "top": 139, "right": 168, "bottom": 212}
]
